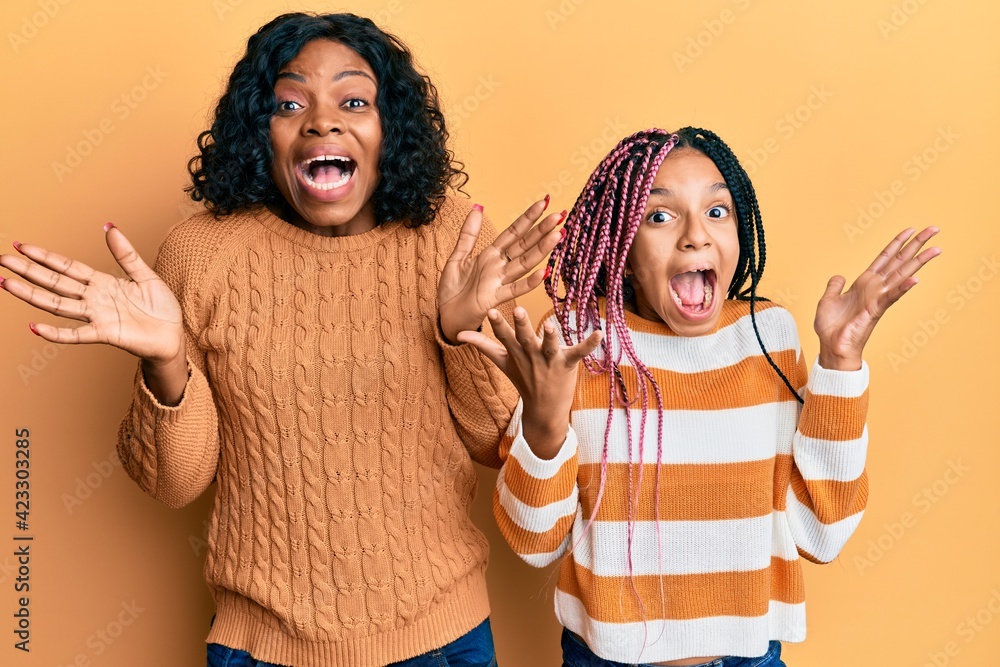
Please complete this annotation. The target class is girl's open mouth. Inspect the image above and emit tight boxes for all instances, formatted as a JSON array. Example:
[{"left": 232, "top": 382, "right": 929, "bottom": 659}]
[
  {"left": 669, "top": 268, "right": 717, "bottom": 318},
  {"left": 297, "top": 155, "right": 357, "bottom": 191}
]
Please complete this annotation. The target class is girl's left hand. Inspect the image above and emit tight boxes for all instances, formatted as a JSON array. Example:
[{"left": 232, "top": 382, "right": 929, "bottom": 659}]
[
  {"left": 814, "top": 226, "right": 941, "bottom": 370},
  {"left": 438, "top": 199, "right": 564, "bottom": 344}
]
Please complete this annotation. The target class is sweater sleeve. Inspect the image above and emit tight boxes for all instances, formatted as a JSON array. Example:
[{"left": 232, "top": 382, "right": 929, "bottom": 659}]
[
  {"left": 436, "top": 207, "right": 520, "bottom": 469},
  {"left": 116, "top": 221, "right": 221, "bottom": 510},
  {"left": 785, "top": 353, "right": 870, "bottom": 564},
  {"left": 493, "top": 399, "right": 579, "bottom": 567}
]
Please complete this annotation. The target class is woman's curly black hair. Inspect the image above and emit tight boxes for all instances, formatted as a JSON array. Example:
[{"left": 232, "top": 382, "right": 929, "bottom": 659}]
[{"left": 186, "top": 12, "right": 467, "bottom": 226}]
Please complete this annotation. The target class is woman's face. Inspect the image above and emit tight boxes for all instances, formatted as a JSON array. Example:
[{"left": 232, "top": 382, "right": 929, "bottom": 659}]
[
  {"left": 269, "top": 39, "right": 383, "bottom": 236},
  {"left": 626, "top": 148, "right": 741, "bottom": 336}
]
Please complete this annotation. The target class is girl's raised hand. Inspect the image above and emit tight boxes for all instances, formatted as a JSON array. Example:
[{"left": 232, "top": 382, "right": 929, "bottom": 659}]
[
  {"left": 814, "top": 226, "right": 941, "bottom": 370},
  {"left": 438, "top": 198, "right": 564, "bottom": 344},
  {"left": 0, "top": 225, "right": 184, "bottom": 364},
  {"left": 458, "top": 307, "right": 602, "bottom": 459}
]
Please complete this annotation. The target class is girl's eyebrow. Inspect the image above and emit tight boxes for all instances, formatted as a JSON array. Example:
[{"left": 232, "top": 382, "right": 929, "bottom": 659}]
[
  {"left": 275, "top": 70, "right": 376, "bottom": 84},
  {"left": 648, "top": 182, "right": 729, "bottom": 198}
]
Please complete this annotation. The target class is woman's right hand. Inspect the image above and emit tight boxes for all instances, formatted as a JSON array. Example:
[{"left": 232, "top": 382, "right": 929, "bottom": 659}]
[
  {"left": 0, "top": 224, "right": 188, "bottom": 402},
  {"left": 458, "top": 306, "right": 602, "bottom": 460}
]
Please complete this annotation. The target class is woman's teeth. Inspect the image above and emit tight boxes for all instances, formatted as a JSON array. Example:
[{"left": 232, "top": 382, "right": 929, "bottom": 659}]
[{"left": 300, "top": 155, "right": 354, "bottom": 190}]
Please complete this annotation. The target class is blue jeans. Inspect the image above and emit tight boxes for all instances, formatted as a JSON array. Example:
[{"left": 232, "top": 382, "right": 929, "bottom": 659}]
[
  {"left": 207, "top": 617, "right": 497, "bottom": 667},
  {"left": 561, "top": 629, "right": 787, "bottom": 667}
]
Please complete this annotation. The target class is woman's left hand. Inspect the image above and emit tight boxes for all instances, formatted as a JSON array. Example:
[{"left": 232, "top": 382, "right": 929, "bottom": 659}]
[
  {"left": 438, "top": 198, "right": 564, "bottom": 344},
  {"left": 814, "top": 226, "right": 941, "bottom": 370}
]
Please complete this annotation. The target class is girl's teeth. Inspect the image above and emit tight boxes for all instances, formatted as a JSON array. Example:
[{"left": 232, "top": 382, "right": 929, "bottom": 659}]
[{"left": 302, "top": 167, "right": 351, "bottom": 190}]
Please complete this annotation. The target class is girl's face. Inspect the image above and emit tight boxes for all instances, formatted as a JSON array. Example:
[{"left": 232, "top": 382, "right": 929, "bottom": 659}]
[
  {"left": 269, "top": 39, "right": 382, "bottom": 236},
  {"left": 626, "top": 148, "right": 740, "bottom": 336}
]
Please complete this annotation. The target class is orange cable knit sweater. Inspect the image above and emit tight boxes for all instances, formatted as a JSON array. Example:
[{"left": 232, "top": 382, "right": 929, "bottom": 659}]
[{"left": 116, "top": 196, "right": 517, "bottom": 666}]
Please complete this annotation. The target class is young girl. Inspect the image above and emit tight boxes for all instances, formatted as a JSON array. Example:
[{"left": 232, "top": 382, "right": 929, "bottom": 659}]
[
  {"left": 0, "top": 13, "right": 564, "bottom": 667},
  {"left": 459, "top": 127, "right": 940, "bottom": 666}
]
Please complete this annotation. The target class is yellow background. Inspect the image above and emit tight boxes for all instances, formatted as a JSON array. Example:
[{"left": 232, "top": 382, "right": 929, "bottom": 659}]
[{"left": 1, "top": 0, "right": 997, "bottom": 665}]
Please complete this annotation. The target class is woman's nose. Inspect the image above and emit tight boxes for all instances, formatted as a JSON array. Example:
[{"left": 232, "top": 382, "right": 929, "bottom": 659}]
[{"left": 303, "top": 103, "right": 342, "bottom": 136}]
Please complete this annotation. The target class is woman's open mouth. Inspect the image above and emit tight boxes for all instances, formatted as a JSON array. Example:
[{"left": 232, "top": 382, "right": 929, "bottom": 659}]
[
  {"left": 668, "top": 268, "right": 717, "bottom": 318},
  {"left": 296, "top": 154, "right": 357, "bottom": 192}
]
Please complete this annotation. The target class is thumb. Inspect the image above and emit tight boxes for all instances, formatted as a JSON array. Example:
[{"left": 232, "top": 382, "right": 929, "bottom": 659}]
[
  {"left": 822, "top": 275, "right": 847, "bottom": 300},
  {"left": 104, "top": 224, "right": 157, "bottom": 282}
]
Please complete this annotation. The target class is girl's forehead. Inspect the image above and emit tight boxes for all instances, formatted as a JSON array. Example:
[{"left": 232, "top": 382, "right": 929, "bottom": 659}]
[{"left": 650, "top": 149, "right": 725, "bottom": 190}]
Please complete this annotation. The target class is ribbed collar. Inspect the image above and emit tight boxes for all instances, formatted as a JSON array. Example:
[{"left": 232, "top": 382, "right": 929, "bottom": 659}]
[{"left": 249, "top": 205, "right": 405, "bottom": 253}]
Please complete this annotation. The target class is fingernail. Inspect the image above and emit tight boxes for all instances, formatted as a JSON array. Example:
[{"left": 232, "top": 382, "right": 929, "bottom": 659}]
[
  {"left": 472, "top": 204, "right": 484, "bottom": 213},
  {"left": 543, "top": 265, "right": 552, "bottom": 280},
  {"left": 559, "top": 227, "right": 567, "bottom": 241},
  {"left": 0, "top": 277, "right": 5, "bottom": 289},
  {"left": 28, "top": 322, "right": 39, "bottom": 336},
  {"left": 103, "top": 222, "right": 116, "bottom": 232},
  {"left": 12, "top": 240, "right": 21, "bottom": 252},
  {"left": 543, "top": 194, "right": 550, "bottom": 210},
  {"left": 558, "top": 210, "right": 568, "bottom": 223}
]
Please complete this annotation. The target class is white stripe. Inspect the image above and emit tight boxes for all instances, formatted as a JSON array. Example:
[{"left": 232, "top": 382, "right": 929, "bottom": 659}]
[
  {"left": 496, "top": 466, "right": 579, "bottom": 534},
  {"left": 506, "top": 415, "right": 578, "bottom": 480},
  {"left": 807, "top": 359, "right": 869, "bottom": 397},
  {"left": 567, "top": 513, "right": 774, "bottom": 576},
  {"left": 793, "top": 427, "right": 868, "bottom": 482},
  {"left": 571, "top": 403, "right": 798, "bottom": 465},
  {"left": 783, "top": 490, "right": 864, "bottom": 563},
  {"left": 771, "top": 511, "right": 804, "bottom": 561},
  {"left": 520, "top": 535, "right": 570, "bottom": 568},
  {"left": 555, "top": 589, "right": 806, "bottom": 664}
]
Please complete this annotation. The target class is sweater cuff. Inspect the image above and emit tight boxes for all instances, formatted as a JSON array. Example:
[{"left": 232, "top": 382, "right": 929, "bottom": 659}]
[
  {"left": 809, "top": 359, "right": 869, "bottom": 398},
  {"left": 508, "top": 420, "right": 578, "bottom": 479},
  {"left": 134, "top": 356, "right": 204, "bottom": 424}
]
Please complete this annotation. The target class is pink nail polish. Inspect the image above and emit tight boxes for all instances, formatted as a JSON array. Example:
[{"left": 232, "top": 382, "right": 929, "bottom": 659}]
[
  {"left": 0, "top": 276, "right": 5, "bottom": 288},
  {"left": 103, "top": 222, "right": 116, "bottom": 232},
  {"left": 559, "top": 210, "right": 568, "bottom": 223},
  {"left": 12, "top": 240, "right": 21, "bottom": 252},
  {"left": 472, "top": 204, "right": 484, "bottom": 213},
  {"left": 28, "top": 322, "right": 39, "bottom": 336},
  {"left": 543, "top": 266, "right": 552, "bottom": 280},
  {"left": 559, "top": 227, "right": 567, "bottom": 241},
  {"left": 543, "top": 194, "right": 550, "bottom": 210}
]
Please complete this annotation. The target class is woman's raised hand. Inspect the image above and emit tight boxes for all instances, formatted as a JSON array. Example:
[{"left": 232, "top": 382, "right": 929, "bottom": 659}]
[
  {"left": 458, "top": 307, "right": 602, "bottom": 459},
  {"left": 438, "top": 198, "right": 565, "bottom": 344},
  {"left": 0, "top": 224, "right": 184, "bottom": 364},
  {"left": 814, "top": 226, "right": 941, "bottom": 370}
]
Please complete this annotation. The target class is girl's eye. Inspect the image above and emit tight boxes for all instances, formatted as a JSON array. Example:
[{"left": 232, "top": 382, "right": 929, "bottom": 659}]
[
  {"left": 276, "top": 100, "right": 302, "bottom": 112},
  {"left": 707, "top": 205, "right": 731, "bottom": 219},
  {"left": 648, "top": 210, "right": 673, "bottom": 224},
  {"left": 344, "top": 98, "right": 369, "bottom": 109}
]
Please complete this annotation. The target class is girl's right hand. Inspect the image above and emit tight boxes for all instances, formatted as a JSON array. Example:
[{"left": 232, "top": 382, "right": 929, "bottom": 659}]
[
  {"left": 458, "top": 306, "right": 602, "bottom": 460},
  {"left": 0, "top": 224, "right": 184, "bottom": 364}
]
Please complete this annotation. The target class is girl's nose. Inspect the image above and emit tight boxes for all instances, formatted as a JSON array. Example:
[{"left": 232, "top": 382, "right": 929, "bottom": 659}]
[{"left": 677, "top": 216, "right": 711, "bottom": 249}]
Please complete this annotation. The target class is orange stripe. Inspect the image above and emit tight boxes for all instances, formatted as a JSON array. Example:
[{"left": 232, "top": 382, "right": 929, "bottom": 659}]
[
  {"left": 557, "top": 555, "right": 803, "bottom": 622},
  {"left": 493, "top": 488, "right": 574, "bottom": 555},
  {"left": 789, "top": 466, "right": 868, "bottom": 525},
  {"left": 797, "top": 390, "right": 869, "bottom": 441},
  {"left": 577, "top": 461, "right": 774, "bottom": 522},
  {"left": 613, "top": 299, "right": 785, "bottom": 337},
  {"left": 503, "top": 454, "right": 578, "bottom": 508},
  {"left": 498, "top": 433, "right": 515, "bottom": 461},
  {"left": 573, "top": 349, "right": 799, "bottom": 413}
]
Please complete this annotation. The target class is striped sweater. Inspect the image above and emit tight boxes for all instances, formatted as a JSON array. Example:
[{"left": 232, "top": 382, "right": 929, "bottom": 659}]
[{"left": 493, "top": 300, "right": 869, "bottom": 663}]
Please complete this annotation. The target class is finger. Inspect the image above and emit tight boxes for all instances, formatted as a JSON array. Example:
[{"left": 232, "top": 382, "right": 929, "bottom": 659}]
[
  {"left": 492, "top": 198, "right": 549, "bottom": 253},
  {"left": 0, "top": 275, "right": 89, "bottom": 321},
  {"left": 565, "top": 330, "right": 604, "bottom": 364},
  {"left": 882, "top": 226, "right": 940, "bottom": 276},
  {"left": 0, "top": 253, "right": 87, "bottom": 299},
  {"left": 822, "top": 275, "right": 847, "bottom": 300},
  {"left": 503, "top": 225, "right": 564, "bottom": 283},
  {"left": 884, "top": 246, "right": 942, "bottom": 292},
  {"left": 28, "top": 321, "right": 102, "bottom": 345},
  {"left": 105, "top": 224, "right": 159, "bottom": 283},
  {"left": 8, "top": 241, "right": 97, "bottom": 284},
  {"left": 445, "top": 204, "right": 484, "bottom": 266},
  {"left": 499, "top": 267, "right": 547, "bottom": 302},
  {"left": 455, "top": 329, "right": 509, "bottom": 371},
  {"left": 511, "top": 306, "right": 541, "bottom": 352},
  {"left": 867, "top": 228, "right": 915, "bottom": 275},
  {"left": 503, "top": 209, "right": 563, "bottom": 261},
  {"left": 540, "top": 320, "right": 561, "bottom": 360}
]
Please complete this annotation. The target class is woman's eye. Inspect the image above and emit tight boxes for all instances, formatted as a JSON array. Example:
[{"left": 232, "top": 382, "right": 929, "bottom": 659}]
[
  {"left": 707, "top": 205, "right": 730, "bottom": 219},
  {"left": 277, "top": 100, "right": 302, "bottom": 112},
  {"left": 649, "top": 211, "right": 672, "bottom": 224},
  {"left": 344, "top": 98, "right": 368, "bottom": 109}
]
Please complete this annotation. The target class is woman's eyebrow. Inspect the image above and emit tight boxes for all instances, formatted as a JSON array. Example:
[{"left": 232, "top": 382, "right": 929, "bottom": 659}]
[{"left": 274, "top": 70, "right": 376, "bottom": 84}]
